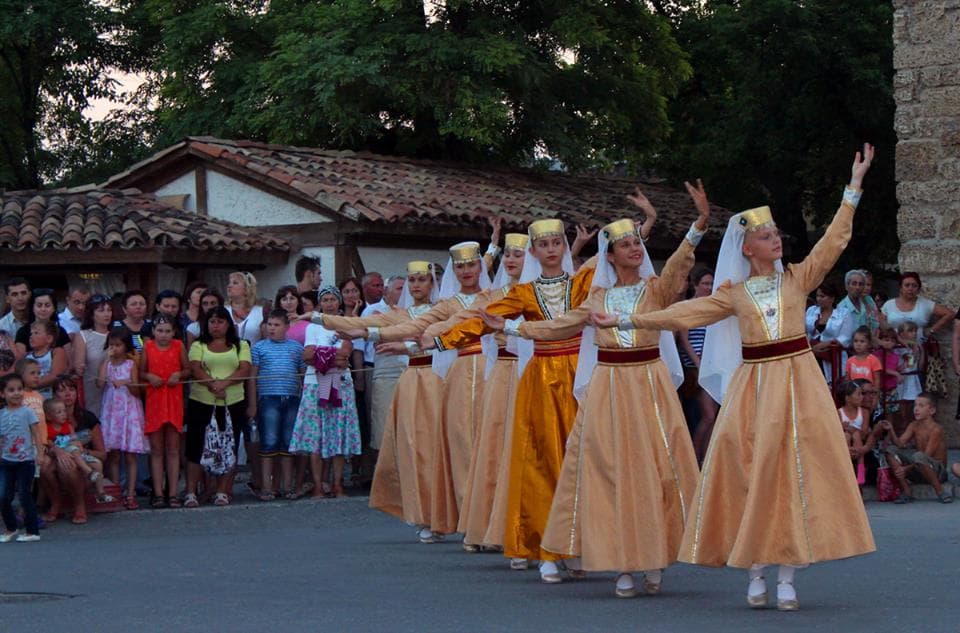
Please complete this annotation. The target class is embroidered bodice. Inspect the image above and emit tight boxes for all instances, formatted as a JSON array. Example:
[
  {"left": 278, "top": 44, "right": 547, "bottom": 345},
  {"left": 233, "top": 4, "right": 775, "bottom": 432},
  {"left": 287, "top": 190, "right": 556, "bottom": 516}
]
[
  {"left": 605, "top": 282, "right": 646, "bottom": 347},
  {"left": 534, "top": 273, "right": 572, "bottom": 320},
  {"left": 744, "top": 275, "right": 783, "bottom": 340}
]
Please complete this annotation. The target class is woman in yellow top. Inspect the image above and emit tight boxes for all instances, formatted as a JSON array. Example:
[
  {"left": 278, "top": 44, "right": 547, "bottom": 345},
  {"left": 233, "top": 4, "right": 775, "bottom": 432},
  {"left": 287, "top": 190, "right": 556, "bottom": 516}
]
[
  {"left": 184, "top": 305, "right": 252, "bottom": 508},
  {"left": 593, "top": 145, "right": 878, "bottom": 610},
  {"left": 483, "top": 183, "right": 710, "bottom": 598},
  {"left": 307, "top": 262, "right": 443, "bottom": 543},
  {"left": 426, "top": 219, "right": 595, "bottom": 582}
]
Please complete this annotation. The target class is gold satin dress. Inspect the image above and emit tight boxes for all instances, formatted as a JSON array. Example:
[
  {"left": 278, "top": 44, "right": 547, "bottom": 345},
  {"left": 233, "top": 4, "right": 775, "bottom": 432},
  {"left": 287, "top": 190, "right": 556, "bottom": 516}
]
[
  {"left": 377, "top": 293, "right": 487, "bottom": 535},
  {"left": 628, "top": 203, "right": 876, "bottom": 568},
  {"left": 520, "top": 238, "right": 700, "bottom": 572},
  {"left": 438, "top": 268, "right": 594, "bottom": 561},
  {"left": 322, "top": 307, "right": 441, "bottom": 527}
]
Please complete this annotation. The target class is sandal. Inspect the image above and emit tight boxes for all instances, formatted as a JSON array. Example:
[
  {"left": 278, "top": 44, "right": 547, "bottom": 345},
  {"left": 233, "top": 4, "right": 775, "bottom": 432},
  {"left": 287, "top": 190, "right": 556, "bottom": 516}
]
[
  {"left": 151, "top": 495, "right": 166, "bottom": 509},
  {"left": 213, "top": 492, "right": 230, "bottom": 506},
  {"left": 123, "top": 496, "right": 140, "bottom": 511},
  {"left": 41, "top": 511, "right": 60, "bottom": 523},
  {"left": 183, "top": 493, "right": 200, "bottom": 508},
  {"left": 95, "top": 493, "right": 116, "bottom": 504},
  {"left": 259, "top": 491, "right": 276, "bottom": 502},
  {"left": 71, "top": 513, "right": 88, "bottom": 525},
  {"left": 168, "top": 495, "right": 182, "bottom": 508}
]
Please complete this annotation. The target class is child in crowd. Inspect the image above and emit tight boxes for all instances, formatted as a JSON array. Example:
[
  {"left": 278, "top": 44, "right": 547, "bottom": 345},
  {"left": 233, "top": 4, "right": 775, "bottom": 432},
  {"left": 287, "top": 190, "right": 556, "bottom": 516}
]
[
  {"left": 141, "top": 316, "right": 188, "bottom": 508},
  {"left": 874, "top": 327, "right": 902, "bottom": 421},
  {"left": 894, "top": 321, "right": 924, "bottom": 427},
  {"left": 837, "top": 381, "right": 873, "bottom": 485},
  {"left": 877, "top": 392, "right": 951, "bottom": 504},
  {"left": 248, "top": 310, "right": 305, "bottom": 500},
  {"left": 845, "top": 326, "right": 882, "bottom": 387},
  {"left": 15, "top": 358, "right": 47, "bottom": 441},
  {"left": 98, "top": 327, "right": 147, "bottom": 510},
  {"left": 43, "top": 398, "right": 111, "bottom": 503},
  {"left": 25, "top": 321, "right": 68, "bottom": 399},
  {"left": 0, "top": 373, "right": 45, "bottom": 542}
]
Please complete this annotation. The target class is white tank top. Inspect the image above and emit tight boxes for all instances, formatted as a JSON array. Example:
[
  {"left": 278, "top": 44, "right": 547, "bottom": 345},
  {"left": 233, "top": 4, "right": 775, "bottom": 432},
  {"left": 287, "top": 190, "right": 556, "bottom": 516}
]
[
  {"left": 838, "top": 406, "right": 864, "bottom": 430},
  {"left": 228, "top": 304, "right": 264, "bottom": 344}
]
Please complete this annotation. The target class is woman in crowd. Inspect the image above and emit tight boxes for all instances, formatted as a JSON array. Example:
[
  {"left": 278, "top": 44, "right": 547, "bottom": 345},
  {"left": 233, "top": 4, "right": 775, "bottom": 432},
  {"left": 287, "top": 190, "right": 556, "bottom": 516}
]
[
  {"left": 114, "top": 290, "right": 152, "bottom": 353},
  {"left": 14, "top": 288, "right": 71, "bottom": 359},
  {"left": 186, "top": 290, "right": 224, "bottom": 345},
  {"left": 184, "top": 306, "right": 251, "bottom": 508},
  {"left": 72, "top": 294, "right": 114, "bottom": 417},
  {"left": 153, "top": 290, "right": 184, "bottom": 337},
  {"left": 338, "top": 278, "right": 365, "bottom": 317},
  {"left": 805, "top": 279, "right": 855, "bottom": 391},
  {"left": 337, "top": 277, "right": 368, "bottom": 485},
  {"left": 592, "top": 145, "right": 877, "bottom": 610},
  {"left": 181, "top": 281, "right": 209, "bottom": 334},
  {"left": 274, "top": 286, "right": 307, "bottom": 345},
  {"left": 880, "top": 273, "right": 954, "bottom": 342},
  {"left": 226, "top": 272, "right": 265, "bottom": 345},
  {"left": 678, "top": 266, "right": 720, "bottom": 463}
]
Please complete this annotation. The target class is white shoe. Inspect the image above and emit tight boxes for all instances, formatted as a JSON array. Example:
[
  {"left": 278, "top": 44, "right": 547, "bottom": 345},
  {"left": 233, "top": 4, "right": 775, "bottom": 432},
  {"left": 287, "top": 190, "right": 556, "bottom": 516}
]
[
  {"left": 509, "top": 558, "right": 529, "bottom": 570},
  {"left": 641, "top": 570, "right": 662, "bottom": 595},
  {"left": 777, "top": 580, "right": 799, "bottom": 611},
  {"left": 0, "top": 531, "right": 17, "bottom": 543},
  {"left": 539, "top": 561, "right": 563, "bottom": 584},
  {"left": 462, "top": 542, "right": 480, "bottom": 553},
  {"left": 418, "top": 528, "right": 440, "bottom": 544},
  {"left": 16, "top": 533, "right": 40, "bottom": 543},
  {"left": 615, "top": 573, "right": 637, "bottom": 598},
  {"left": 747, "top": 576, "right": 767, "bottom": 608}
]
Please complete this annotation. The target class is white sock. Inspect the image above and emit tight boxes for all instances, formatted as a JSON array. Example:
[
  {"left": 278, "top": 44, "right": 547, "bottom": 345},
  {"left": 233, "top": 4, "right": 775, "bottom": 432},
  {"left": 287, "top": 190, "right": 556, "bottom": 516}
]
[
  {"left": 616, "top": 573, "right": 635, "bottom": 590},
  {"left": 418, "top": 528, "right": 433, "bottom": 540},
  {"left": 540, "top": 561, "right": 559, "bottom": 576},
  {"left": 748, "top": 564, "right": 767, "bottom": 597},
  {"left": 777, "top": 565, "right": 797, "bottom": 601},
  {"left": 644, "top": 569, "right": 662, "bottom": 585}
]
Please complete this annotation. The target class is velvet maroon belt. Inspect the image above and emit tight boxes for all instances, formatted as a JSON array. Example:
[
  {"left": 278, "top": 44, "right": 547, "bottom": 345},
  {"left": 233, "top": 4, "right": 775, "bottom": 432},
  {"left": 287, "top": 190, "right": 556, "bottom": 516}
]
[
  {"left": 597, "top": 347, "right": 660, "bottom": 365},
  {"left": 741, "top": 335, "right": 811, "bottom": 363},
  {"left": 498, "top": 349, "right": 517, "bottom": 359},
  {"left": 408, "top": 355, "right": 433, "bottom": 367}
]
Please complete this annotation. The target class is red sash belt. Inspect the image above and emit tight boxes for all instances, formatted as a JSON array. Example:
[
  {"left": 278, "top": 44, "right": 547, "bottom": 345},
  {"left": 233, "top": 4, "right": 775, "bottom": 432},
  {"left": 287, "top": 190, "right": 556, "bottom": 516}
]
[
  {"left": 597, "top": 346, "right": 660, "bottom": 365},
  {"left": 498, "top": 349, "right": 517, "bottom": 359},
  {"left": 742, "top": 335, "right": 811, "bottom": 363},
  {"left": 408, "top": 355, "right": 433, "bottom": 367},
  {"left": 458, "top": 342, "right": 484, "bottom": 357},
  {"left": 534, "top": 337, "right": 582, "bottom": 357}
]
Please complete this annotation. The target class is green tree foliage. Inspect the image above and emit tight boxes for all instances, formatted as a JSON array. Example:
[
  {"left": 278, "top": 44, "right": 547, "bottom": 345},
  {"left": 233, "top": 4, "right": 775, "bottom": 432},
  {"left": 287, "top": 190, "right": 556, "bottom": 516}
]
[
  {"left": 0, "top": 0, "right": 145, "bottom": 188},
  {"left": 655, "top": 0, "right": 898, "bottom": 269},
  {"left": 143, "top": 0, "right": 690, "bottom": 170}
]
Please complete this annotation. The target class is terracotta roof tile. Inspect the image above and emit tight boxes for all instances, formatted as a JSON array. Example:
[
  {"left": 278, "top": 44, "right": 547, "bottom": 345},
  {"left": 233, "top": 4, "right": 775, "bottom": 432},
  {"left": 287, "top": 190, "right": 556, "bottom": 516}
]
[
  {"left": 104, "top": 137, "right": 730, "bottom": 243},
  {"left": 0, "top": 189, "right": 289, "bottom": 254}
]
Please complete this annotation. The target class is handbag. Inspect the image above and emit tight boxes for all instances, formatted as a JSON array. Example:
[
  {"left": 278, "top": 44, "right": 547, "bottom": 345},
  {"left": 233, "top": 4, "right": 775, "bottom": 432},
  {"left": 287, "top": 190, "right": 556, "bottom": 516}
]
[
  {"left": 875, "top": 449, "right": 901, "bottom": 502},
  {"left": 200, "top": 406, "right": 236, "bottom": 475}
]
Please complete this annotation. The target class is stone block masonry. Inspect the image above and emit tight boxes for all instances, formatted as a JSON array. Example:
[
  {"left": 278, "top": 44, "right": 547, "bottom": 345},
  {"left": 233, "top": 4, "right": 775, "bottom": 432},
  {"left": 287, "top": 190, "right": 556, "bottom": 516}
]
[{"left": 894, "top": 0, "right": 960, "bottom": 445}]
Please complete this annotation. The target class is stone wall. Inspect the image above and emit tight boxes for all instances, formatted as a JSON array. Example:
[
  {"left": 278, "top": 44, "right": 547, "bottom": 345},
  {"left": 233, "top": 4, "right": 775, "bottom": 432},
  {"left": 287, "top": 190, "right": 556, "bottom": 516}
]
[{"left": 893, "top": 0, "right": 960, "bottom": 444}]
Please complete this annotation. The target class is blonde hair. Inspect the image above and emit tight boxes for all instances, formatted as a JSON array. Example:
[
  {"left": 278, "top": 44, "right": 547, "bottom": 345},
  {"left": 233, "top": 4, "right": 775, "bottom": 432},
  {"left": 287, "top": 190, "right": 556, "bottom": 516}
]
[{"left": 229, "top": 272, "right": 258, "bottom": 309}]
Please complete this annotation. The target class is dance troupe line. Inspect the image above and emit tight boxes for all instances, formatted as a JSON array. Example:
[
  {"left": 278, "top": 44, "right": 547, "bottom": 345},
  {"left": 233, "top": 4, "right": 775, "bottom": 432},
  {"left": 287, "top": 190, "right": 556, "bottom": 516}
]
[{"left": 304, "top": 145, "right": 878, "bottom": 610}]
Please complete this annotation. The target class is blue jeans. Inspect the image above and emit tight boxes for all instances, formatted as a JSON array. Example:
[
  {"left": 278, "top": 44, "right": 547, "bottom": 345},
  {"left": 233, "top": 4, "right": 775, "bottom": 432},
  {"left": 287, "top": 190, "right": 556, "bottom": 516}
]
[
  {"left": 0, "top": 460, "right": 38, "bottom": 535},
  {"left": 257, "top": 395, "right": 300, "bottom": 456}
]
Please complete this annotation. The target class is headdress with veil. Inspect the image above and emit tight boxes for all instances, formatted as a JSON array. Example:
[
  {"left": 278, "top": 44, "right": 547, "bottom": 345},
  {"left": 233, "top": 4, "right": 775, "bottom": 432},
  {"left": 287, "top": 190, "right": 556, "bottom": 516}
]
[
  {"left": 433, "top": 242, "right": 492, "bottom": 378},
  {"left": 484, "top": 233, "right": 529, "bottom": 379}
]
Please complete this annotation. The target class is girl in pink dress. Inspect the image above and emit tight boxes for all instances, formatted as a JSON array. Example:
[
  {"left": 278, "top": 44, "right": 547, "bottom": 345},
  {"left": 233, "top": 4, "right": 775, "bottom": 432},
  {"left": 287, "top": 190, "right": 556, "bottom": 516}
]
[{"left": 98, "top": 327, "right": 148, "bottom": 510}]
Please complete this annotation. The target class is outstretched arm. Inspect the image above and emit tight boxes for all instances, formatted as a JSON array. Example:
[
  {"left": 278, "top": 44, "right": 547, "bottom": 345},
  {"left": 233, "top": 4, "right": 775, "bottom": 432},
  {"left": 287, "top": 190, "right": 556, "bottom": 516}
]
[
  {"left": 432, "top": 287, "right": 528, "bottom": 350},
  {"left": 653, "top": 179, "right": 711, "bottom": 306},
  {"left": 377, "top": 301, "right": 455, "bottom": 343},
  {"left": 593, "top": 284, "right": 735, "bottom": 332}
]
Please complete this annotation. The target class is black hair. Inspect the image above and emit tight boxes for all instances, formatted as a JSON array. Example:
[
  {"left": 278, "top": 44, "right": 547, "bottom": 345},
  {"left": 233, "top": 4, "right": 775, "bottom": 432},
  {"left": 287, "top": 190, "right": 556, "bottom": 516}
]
[
  {"left": 0, "top": 373, "right": 24, "bottom": 406},
  {"left": 839, "top": 380, "right": 862, "bottom": 403},
  {"left": 0, "top": 349, "right": 15, "bottom": 371},
  {"left": 52, "top": 374, "right": 85, "bottom": 422},
  {"left": 274, "top": 285, "right": 302, "bottom": 315},
  {"left": 3, "top": 277, "right": 30, "bottom": 294},
  {"left": 916, "top": 391, "right": 939, "bottom": 410},
  {"left": 104, "top": 326, "right": 135, "bottom": 354},
  {"left": 198, "top": 305, "right": 241, "bottom": 350},
  {"left": 295, "top": 256, "right": 321, "bottom": 283},
  {"left": 81, "top": 294, "right": 114, "bottom": 330},
  {"left": 182, "top": 280, "right": 209, "bottom": 304},
  {"left": 155, "top": 289, "right": 183, "bottom": 308},
  {"left": 267, "top": 308, "right": 290, "bottom": 324},
  {"left": 122, "top": 289, "right": 148, "bottom": 307},
  {"left": 852, "top": 326, "right": 872, "bottom": 342}
]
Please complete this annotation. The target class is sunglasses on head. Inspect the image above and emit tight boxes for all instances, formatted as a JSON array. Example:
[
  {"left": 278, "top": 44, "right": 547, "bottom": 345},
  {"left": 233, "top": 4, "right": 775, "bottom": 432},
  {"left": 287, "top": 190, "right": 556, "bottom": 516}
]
[{"left": 89, "top": 294, "right": 111, "bottom": 305}]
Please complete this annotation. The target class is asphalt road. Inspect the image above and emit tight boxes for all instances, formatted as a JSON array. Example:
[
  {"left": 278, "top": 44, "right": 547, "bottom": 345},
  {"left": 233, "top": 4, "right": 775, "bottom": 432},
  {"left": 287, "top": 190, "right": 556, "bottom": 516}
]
[{"left": 2, "top": 490, "right": 958, "bottom": 633}]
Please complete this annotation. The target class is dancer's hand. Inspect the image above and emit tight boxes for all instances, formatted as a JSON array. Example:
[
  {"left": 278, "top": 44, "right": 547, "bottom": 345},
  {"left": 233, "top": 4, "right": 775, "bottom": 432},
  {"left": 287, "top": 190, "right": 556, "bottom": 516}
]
[
  {"left": 591, "top": 312, "right": 619, "bottom": 328},
  {"left": 419, "top": 334, "right": 437, "bottom": 351},
  {"left": 479, "top": 310, "right": 506, "bottom": 331},
  {"left": 850, "top": 143, "right": 874, "bottom": 189},
  {"left": 627, "top": 187, "right": 657, "bottom": 220},
  {"left": 375, "top": 342, "right": 408, "bottom": 356},
  {"left": 337, "top": 327, "right": 366, "bottom": 340},
  {"left": 571, "top": 224, "right": 597, "bottom": 258},
  {"left": 684, "top": 178, "right": 711, "bottom": 230},
  {"left": 488, "top": 216, "right": 502, "bottom": 245}
]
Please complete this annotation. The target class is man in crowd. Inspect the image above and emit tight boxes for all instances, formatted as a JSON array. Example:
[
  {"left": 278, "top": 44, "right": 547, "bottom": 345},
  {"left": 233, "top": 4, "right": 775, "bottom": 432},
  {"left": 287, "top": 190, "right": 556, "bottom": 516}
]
[
  {"left": 58, "top": 284, "right": 91, "bottom": 336},
  {"left": 838, "top": 269, "right": 879, "bottom": 335},
  {"left": 295, "top": 256, "right": 322, "bottom": 295},
  {"left": 877, "top": 392, "right": 952, "bottom": 504},
  {"left": 361, "top": 272, "right": 384, "bottom": 306},
  {"left": 0, "top": 277, "right": 31, "bottom": 337}
]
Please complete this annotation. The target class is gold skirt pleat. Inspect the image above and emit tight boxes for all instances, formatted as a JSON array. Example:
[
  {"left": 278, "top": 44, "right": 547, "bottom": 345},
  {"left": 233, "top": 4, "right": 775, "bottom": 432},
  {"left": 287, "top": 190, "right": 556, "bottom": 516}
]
[
  {"left": 368, "top": 366, "right": 444, "bottom": 527},
  {"left": 678, "top": 353, "right": 876, "bottom": 568},
  {"left": 457, "top": 358, "right": 520, "bottom": 544},
  {"left": 542, "top": 360, "right": 699, "bottom": 571}
]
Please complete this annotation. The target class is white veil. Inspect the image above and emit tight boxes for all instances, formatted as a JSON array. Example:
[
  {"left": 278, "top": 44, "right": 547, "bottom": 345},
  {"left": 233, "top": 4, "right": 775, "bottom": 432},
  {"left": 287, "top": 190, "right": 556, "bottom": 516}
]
[
  {"left": 397, "top": 266, "right": 439, "bottom": 310},
  {"left": 483, "top": 257, "right": 523, "bottom": 379},
  {"left": 433, "top": 251, "right": 492, "bottom": 379},
  {"left": 573, "top": 230, "right": 684, "bottom": 402},
  {"left": 699, "top": 214, "right": 783, "bottom": 403},
  {"left": 515, "top": 235, "right": 575, "bottom": 376}
]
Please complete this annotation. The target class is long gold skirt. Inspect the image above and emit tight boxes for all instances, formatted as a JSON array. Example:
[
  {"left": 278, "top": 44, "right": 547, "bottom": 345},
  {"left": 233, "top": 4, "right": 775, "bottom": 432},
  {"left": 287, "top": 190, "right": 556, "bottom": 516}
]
[
  {"left": 430, "top": 353, "right": 485, "bottom": 534},
  {"left": 504, "top": 350, "right": 579, "bottom": 561},
  {"left": 457, "top": 357, "right": 520, "bottom": 544},
  {"left": 678, "top": 352, "right": 876, "bottom": 568},
  {"left": 542, "top": 360, "right": 698, "bottom": 571},
  {"left": 368, "top": 365, "right": 444, "bottom": 527}
]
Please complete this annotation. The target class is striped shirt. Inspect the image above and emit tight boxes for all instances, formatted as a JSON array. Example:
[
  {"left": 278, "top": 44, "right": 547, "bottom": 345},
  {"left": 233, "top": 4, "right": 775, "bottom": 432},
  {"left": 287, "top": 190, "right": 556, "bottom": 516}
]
[
  {"left": 251, "top": 338, "right": 305, "bottom": 397},
  {"left": 679, "top": 326, "right": 706, "bottom": 369}
]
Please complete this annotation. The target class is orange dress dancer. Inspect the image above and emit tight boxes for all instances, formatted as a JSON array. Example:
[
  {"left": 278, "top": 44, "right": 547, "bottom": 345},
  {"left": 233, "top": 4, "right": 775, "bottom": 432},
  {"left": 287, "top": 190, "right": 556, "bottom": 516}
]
[
  {"left": 422, "top": 233, "right": 529, "bottom": 550},
  {"left": 516, "top": 212, "right": 707, "bottom": 598},
  {"left": 433, "top": 220, "right": 594, "bottom": 582},
  {"left": 313, "top": 261, "right": 444, "bottom": 543},
  {"left": 362, "top": 241, "right": 492, "bottom": 541},
  {"left": 611, "top": 156, "right": 877, "bottom": 610}
]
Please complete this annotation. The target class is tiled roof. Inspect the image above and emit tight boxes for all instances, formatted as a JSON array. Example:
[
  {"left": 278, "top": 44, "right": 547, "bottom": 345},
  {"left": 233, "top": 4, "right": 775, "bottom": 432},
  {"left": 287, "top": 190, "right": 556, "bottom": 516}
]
[
  {"left": 0, "top": 187, "right": 289, "bottom": 253},
  {"left": 105, "top": 137, "right": 730, "bottom": 243}
]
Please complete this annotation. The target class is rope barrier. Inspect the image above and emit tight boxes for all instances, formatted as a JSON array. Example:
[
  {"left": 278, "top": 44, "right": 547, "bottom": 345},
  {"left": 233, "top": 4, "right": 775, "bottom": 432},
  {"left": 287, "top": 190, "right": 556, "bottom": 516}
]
[{"left": 116, "top": 365, "right": 385, "bottom": 389}]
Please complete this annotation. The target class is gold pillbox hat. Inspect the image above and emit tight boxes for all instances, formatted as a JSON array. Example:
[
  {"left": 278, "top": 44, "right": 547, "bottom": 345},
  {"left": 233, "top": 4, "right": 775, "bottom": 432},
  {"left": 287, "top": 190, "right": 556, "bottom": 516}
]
[
  {"left": 448, "top": 241, "right": 482, "bottom": 264},
  {"left": 407, "top": 260, "right": 431, "bottom": 275},
  {"left": 528, "top": 219, "right": 565, "bottom": 241},
  {"left": 737, "top": 206, "right": 774, "bottom": 231},
  {"left": 601, "top": 218, "right": 638, "bottom": 243},
  {"left": 504, "top": 233, "right": 529, "bottom": 251}
]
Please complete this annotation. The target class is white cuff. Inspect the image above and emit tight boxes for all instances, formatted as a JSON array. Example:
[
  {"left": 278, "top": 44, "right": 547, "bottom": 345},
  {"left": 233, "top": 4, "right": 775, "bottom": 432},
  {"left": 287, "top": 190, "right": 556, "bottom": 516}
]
[
  {"left": 685, "top": 222, "right": 706, "bottom": 247},
  {"left": 367, "top": 327, "right": 381, "bottom": 344},
  {"left": 617, "top": 314, "right": 635, "bottom": 330},
  {"left": 842, "top": 186, "right": 862, "bottom": 209},
  {"left": 485, "top": 244, "right": 501, "bottom": 257},
  {"left": 504, "top": 324, "right": 521, "bottom": 338},
  {"left": 403, "top": 341, "right": 420, "bottom": 354},
  {"left": 309, "top": 311, "right": 324, "bottom": 325}
]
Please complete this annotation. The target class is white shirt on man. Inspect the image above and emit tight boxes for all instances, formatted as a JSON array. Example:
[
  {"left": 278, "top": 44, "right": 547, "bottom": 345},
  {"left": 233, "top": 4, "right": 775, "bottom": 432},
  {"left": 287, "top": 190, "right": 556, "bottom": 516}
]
[{"left": 58, "top": 307, "right": 83, "bottom": 335}]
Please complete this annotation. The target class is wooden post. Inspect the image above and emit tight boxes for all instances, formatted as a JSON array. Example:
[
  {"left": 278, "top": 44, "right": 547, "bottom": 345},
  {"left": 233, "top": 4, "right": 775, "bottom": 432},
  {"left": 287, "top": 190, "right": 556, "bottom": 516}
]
[{"left": 195, "top": 166, "right": 208, "bottom": 216}]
